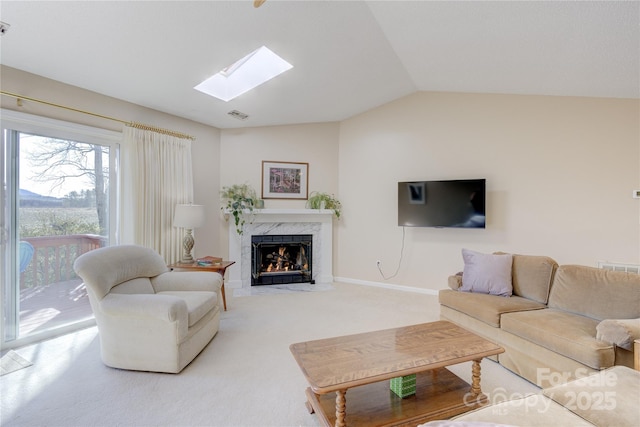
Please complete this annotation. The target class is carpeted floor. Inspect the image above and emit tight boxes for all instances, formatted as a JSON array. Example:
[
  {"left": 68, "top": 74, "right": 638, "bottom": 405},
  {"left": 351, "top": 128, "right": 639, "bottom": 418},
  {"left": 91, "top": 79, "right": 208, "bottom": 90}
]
[
  {"left": 0, "top": 351, "right": 33, "bottom": 376},
  {"left": 0, "top": 282, "right": 538, "bottom": 427}
]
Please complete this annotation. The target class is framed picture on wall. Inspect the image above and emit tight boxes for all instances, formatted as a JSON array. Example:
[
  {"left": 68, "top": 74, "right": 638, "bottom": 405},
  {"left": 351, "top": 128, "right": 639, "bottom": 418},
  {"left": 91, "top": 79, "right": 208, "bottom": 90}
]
[
  {"left": 262, "top": 161, "right": 309, "bottom": 199},
  {"left": 408, "top": 182, "right": 426, "bottom": 204}
]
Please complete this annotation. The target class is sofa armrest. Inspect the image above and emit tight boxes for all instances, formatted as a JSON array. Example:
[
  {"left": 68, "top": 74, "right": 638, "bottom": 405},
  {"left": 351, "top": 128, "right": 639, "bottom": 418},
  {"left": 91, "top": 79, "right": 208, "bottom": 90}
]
[
  {"left": 448, "top": 273, "right": 463, "bottom": 290},
  {"left": 596, "top": 318, "right": 640, "bottom": 351},
  {"left": 151, "top": 271, "right": 222, "bottom": 293}
]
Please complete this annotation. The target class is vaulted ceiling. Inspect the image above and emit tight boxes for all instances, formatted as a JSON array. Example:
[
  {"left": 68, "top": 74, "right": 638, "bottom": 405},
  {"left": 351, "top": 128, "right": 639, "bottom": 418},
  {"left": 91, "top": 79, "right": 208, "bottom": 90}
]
[{"left": 1, "top": 1, "right": 638, "bottom": 129}]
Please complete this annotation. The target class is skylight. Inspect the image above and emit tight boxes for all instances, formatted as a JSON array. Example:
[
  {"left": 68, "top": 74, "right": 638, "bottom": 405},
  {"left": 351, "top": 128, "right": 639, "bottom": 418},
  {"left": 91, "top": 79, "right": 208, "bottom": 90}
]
[{"left": 194, "top": 46, "right": 293, "bottom": 102}]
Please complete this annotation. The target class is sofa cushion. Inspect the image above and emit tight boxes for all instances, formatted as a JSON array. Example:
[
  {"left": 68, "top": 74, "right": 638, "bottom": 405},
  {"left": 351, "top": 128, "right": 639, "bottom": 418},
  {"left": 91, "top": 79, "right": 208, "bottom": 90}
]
[
  {"left": 548, "top": 265, "right": 640, "bottom": 321},
  {"left": 510, "top": 254, "right": 558, "bottom": 304},
  {"left": 443, "top": 395, "right": 594, "bottom": 427},
  {"left": 156, "top": 291, "right": 217, "bottom": 327},
  {"left": 501, "top": 308, "right": 614, "bottom": 369},
  {"left": 460, "top": 249, "right": 513, "bottom": 297},
  {"left": 542, "top": 366, "right": 640, "bottom": 427},
  {"left": 439, "top": 289, "right": 546, "bottom": 328},
  {"left": 421, "top": 421, "right": 519, "bottom": 427}
]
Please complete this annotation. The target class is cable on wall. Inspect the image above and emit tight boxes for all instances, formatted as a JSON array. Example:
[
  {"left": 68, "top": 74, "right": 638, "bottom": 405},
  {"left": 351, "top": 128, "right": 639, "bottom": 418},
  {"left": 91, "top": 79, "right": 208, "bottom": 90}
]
[{"left": 376, "top": 226, "right": 406, "bottom": 280}]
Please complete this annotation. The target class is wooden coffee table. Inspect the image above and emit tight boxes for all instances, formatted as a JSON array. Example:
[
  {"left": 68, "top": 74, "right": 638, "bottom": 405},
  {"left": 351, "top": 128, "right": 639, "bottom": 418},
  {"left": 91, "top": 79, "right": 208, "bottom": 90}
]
[{"left": 290, "top": 320, "right": 504, "bottom": 427}]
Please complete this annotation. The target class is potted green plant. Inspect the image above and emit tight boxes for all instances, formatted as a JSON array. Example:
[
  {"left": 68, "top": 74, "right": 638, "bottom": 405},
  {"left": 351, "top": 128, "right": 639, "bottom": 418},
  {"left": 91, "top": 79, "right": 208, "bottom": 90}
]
[
  {"left": 306, "top": 191, "right": 342, "bottom": 218},
  {"left": 220, "top": 183, "right": 259, "bottom": 234}
]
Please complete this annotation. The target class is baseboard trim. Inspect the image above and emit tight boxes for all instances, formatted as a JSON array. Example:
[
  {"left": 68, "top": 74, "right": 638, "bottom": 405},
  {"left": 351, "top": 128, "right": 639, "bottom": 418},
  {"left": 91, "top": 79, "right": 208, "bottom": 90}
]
[{"left": 334, "top": 277, "right": 438, "bottom": 296}]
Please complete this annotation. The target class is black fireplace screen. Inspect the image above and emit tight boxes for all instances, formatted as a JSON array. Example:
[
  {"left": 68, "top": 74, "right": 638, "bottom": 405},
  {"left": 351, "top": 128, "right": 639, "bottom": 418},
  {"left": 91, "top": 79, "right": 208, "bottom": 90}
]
[{"left": 251, "top": 234, "right": 312, "bottom": 285}]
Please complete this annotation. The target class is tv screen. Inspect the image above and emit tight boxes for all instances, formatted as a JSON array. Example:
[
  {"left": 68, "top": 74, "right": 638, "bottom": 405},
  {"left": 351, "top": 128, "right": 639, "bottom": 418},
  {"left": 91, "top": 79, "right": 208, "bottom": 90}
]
[{"left": 397, "top": 179, "right": 486, "bottom": 228}]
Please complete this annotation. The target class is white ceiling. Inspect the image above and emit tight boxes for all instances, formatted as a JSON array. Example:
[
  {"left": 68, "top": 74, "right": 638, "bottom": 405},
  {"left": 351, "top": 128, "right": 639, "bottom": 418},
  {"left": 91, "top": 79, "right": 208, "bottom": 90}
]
[{"left": 1, "top": 1, "right": 638, "bottom": 129}]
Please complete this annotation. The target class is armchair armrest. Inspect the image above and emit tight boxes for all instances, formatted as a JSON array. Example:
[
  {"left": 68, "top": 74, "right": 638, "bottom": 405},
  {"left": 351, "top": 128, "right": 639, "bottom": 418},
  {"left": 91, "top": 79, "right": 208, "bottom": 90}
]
[
  {"left": 100, "top": 293, "right": 187, "bottom": 322},
  {"left": 99, "top": 293, "right": 189, "bottom": 342},
  {"left": 596, "top": 318, "right": 640, "bottom": 351},
  {"left": 151, "top": 271, "right": 222, "bottom": 293}
]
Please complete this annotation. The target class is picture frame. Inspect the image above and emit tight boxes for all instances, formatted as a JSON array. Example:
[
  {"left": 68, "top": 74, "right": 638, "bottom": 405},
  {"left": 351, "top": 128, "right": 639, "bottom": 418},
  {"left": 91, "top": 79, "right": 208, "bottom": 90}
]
[
  {"left": 408, "top": 182, "right": 426, "bottom": 204},
  {"left": 262, "top": 161, "right": 309, "bottom": 199}
]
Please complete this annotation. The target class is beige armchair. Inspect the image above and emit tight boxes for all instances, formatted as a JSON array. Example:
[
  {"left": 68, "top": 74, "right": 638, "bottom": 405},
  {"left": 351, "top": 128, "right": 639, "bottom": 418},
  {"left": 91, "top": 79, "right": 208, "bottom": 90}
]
[{"left": 74, "top": 245, "right": 223, "bottom": 373}]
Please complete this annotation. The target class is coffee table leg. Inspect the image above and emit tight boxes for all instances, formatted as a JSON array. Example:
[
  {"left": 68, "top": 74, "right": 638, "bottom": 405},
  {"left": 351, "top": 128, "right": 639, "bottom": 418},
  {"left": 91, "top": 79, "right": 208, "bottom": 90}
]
[
  {"left": 335, "top": 389, "right": 347, "bottom": 427},
  {"left": 305, "top": 400, "right": 315, "bottom": 414},
  {"left": 470, "top": 359, "right": 482, "bottom": 396}
]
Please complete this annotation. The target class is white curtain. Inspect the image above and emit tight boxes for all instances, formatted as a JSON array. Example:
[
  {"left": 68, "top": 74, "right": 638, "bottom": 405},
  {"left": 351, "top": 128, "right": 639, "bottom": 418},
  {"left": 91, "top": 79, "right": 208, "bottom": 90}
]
[{"left": 122, "top": 126, "right": 194, "bottom": 264}]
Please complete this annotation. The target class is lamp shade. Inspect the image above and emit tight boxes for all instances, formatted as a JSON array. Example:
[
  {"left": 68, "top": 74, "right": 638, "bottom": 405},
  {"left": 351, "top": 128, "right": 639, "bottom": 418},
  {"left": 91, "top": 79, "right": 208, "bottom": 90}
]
[{"left": 173, "top": 204, "right": 205, "bottom": 229}]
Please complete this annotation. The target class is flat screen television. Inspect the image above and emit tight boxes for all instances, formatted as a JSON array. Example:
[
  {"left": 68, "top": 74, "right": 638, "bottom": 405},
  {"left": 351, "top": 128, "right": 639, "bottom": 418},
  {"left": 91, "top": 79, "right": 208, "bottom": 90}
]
[{"left": 397, "top": 179, "right": 486, "bottom": 228}]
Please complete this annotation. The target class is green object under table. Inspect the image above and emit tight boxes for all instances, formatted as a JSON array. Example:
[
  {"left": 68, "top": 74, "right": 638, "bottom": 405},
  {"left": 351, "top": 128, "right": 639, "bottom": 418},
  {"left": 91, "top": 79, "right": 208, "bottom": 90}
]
[{"left": 390, "top": 374, "right": 417, "bottom": 398}]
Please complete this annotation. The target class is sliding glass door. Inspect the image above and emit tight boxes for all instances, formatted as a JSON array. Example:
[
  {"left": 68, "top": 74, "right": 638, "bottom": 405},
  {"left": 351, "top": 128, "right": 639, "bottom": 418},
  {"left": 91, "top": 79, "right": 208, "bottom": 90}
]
[{"left": 1, "top": 110, "right": 119, "bottom": 348}]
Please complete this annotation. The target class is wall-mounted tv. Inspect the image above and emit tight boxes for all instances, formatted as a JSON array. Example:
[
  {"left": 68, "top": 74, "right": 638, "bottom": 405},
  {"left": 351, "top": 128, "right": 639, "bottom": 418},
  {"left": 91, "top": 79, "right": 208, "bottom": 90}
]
[{"left": 398, "top": 179, "right": 486, "bottom": 228}]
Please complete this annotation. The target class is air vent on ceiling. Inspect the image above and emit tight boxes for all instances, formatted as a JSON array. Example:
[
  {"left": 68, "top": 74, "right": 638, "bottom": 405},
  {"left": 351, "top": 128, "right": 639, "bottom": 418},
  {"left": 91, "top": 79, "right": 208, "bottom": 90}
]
[{"left": 228, "top": 110, "right": 249, "bottom": 121}]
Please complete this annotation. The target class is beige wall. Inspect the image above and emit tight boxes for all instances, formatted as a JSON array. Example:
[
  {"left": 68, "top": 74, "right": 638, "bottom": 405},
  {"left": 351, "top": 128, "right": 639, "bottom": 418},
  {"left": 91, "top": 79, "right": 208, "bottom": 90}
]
[
  {"left": 218, "top": 123, "right": 340, "bottom": 257},
  {"left": 1, "top": 66, "right": 222, "bottom": 257},
  {"left": 338, "top": 92, "right": 640, "bottom": 290},
  {"left": 5, "top": 66, "right": 638, "bottom": 291}
]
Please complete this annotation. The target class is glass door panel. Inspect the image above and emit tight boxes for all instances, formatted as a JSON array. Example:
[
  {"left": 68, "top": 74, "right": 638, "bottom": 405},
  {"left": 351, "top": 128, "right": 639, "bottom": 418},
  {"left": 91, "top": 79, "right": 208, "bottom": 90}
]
[{"left": 3, "top": 130, "right": 112, "bottom": 343}]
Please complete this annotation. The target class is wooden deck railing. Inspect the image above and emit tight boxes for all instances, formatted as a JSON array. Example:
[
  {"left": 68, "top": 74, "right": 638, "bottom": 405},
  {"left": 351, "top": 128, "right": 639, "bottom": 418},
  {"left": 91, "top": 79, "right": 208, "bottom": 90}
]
[{"left": 20, "top": 234, "right": 106, "bottom": 289}]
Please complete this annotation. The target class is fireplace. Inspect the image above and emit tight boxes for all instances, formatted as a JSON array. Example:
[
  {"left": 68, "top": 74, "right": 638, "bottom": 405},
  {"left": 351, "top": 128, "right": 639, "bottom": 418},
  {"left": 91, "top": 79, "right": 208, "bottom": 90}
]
[
  {"left": 226, "top": 209, "right": 333, "bottom": 290},
  {"left": 251, "top": 234, "right": 313, "bottom": 285}
]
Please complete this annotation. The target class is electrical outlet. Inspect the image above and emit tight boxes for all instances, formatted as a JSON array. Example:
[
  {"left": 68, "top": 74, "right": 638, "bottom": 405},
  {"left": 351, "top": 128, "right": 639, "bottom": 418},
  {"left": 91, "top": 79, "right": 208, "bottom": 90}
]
[{"left": 633, "top": 190, "right": 640, "bottom": 199}]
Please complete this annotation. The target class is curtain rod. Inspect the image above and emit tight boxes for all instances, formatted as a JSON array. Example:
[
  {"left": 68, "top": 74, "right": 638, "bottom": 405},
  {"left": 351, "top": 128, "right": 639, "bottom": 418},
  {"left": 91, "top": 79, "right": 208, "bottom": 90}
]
[{"left": 1, "top": 90, "right": 195, "bottom": 141}]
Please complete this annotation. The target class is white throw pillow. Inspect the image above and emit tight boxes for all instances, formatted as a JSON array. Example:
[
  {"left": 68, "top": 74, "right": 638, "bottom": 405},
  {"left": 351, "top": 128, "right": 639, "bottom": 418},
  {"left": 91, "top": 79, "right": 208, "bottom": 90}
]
[{"left": 460, "top": 249, "right": 513, "bottom": 297}]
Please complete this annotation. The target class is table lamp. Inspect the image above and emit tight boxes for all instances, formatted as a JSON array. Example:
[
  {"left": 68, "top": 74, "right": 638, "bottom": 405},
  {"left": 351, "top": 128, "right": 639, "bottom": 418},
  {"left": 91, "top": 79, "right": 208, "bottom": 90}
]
[{"left": 173, "top": 204, "right": 205, "bottom": 263}]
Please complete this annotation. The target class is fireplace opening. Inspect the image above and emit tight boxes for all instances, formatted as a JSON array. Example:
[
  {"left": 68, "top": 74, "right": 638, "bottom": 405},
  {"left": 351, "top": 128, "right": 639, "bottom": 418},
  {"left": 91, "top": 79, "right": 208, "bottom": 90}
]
[{"left": 251, "top": 234, "right": 312, "bottom": 286}]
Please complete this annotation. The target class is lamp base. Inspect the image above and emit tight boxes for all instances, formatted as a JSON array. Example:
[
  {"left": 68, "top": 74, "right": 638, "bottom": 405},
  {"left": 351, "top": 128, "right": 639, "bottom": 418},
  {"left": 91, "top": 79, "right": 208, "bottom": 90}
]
[{"left": 182, "top": 229, "right": 195, "bottom": 263}]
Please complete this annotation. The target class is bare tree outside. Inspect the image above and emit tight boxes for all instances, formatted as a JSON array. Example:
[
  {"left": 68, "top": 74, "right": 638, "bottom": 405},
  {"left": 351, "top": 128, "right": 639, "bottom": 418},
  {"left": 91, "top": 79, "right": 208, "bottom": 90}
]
[{"left": 25, "top": 138, "right": 109, "bottom": 235}]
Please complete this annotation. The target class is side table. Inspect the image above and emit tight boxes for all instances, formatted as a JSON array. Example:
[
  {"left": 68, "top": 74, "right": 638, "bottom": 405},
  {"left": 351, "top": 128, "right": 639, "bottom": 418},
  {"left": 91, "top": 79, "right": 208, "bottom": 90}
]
[{"left": 168, "top": 261, "right": 235, "bottom": 311}]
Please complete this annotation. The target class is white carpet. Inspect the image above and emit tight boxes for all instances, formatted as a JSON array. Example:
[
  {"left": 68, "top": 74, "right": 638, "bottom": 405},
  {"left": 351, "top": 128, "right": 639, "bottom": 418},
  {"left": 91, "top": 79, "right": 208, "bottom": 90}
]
[
  {"left": 0, "top": 282, "right": 538, "bottom": 427},
  {"left": 0, "top": 350, "right": 33, "bottom": 376},
  {"left": 233, "top": 282, "right": 334, "bottom": 296}
]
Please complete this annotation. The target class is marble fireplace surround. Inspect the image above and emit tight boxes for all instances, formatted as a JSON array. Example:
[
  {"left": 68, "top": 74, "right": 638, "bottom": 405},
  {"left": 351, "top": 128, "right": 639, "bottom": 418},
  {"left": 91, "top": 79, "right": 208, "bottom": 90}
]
[{"left": 226, "top": 209, "right": 334, "bottom": 290}]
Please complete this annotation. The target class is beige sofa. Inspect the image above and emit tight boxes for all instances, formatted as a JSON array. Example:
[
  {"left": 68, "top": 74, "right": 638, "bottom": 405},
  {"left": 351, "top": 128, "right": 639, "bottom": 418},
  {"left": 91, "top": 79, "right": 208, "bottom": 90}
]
[
  {"left": 439, "top": 253, "right": 640, "bottom": 387},
  {"left": 420, "top": 365, "right": 640, "bottom": 427}
]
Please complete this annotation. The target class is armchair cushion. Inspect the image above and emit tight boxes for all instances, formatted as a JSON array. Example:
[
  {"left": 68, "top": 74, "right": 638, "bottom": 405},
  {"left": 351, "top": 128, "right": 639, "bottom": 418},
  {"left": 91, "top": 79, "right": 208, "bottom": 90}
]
[
  {"left": 110, "top": 277, "right": 155, "bottom": 294},
  {"left": 74, "top": 244, "right": 168, "bottom": 299},
  {"left": 157, "top": 291, "right": 217, "bottom": 327},
  {"left": 151, "top": 271, "right": 222, "bottom": 293},
  {"left": 596, "top": 318, "right": 640, "bottom": 351}
]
